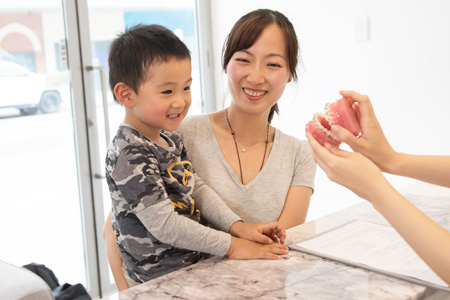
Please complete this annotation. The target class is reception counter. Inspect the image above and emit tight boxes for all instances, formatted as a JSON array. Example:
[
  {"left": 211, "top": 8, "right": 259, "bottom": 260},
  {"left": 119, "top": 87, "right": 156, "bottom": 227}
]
[{"left": 101, "top": 182, "right": 450, "bottom": 299}]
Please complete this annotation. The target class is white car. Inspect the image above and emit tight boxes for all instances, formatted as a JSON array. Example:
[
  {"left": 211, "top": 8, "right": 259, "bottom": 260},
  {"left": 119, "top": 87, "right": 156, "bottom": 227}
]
[{"left": 0, "top": 61, "right": 61, "bottom": 115}]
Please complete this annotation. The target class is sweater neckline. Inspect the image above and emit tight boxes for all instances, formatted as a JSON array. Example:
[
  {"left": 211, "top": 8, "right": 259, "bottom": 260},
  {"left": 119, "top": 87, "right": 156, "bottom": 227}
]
[{"left": 204, "top": 114, "right": 280, "bottom": 190}]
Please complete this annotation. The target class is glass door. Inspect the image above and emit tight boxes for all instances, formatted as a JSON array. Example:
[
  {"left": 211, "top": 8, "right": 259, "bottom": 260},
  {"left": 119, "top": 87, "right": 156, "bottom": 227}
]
[
  {"left": 0, "top": 0, "right": 214, "bottom": 297},
  {"left": 0, "top": 0, "right": 89, "bottom": 291},
  {"left": 76, "top": 0, "right": 213, "bottom": 295},
  {"left": 84, "top": 0, "right": 205, "bottom": 166}
]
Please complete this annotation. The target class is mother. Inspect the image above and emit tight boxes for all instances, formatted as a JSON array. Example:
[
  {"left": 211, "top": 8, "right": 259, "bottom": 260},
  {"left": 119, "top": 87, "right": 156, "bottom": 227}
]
[
  {"left": 105, "top": 8, "right": 316, "bottom": 290},
  {"left": 179, "top": 9, "right": 315, "bottom": 228}
]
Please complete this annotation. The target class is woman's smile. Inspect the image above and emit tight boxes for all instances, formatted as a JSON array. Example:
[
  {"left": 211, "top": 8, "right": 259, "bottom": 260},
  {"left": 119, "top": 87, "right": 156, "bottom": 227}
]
[
  {"left": 243, "top": 87, "right": 267, "bottom": 101},
  {"left": 226, "top": 24, "right": 291, "bottom": 113}
]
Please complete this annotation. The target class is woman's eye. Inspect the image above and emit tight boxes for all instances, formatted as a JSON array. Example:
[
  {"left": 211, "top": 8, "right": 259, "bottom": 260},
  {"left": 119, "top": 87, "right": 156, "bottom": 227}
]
[
  {"left": 236, "top": 58, "right": 249, "bottom": 63},
  {"left": 268, "top": 63, "right": 282, "bottom": 68},
  {"left": 161, "top": 90, "right": 172, "bottom": 95}
]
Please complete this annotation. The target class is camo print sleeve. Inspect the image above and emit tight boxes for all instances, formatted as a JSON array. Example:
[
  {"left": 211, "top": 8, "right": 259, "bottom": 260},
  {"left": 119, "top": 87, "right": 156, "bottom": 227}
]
[
  {"left": 112, "top": 134, "right": 231, "bottom": 253},
  {"left": 106, "top": 125, "right": 231, "bottom": 282}
]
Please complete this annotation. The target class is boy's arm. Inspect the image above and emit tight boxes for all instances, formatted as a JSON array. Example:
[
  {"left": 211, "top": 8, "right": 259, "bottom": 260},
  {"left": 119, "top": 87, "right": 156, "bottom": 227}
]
[
  {"left": 136, "top": 196, "right": 232, "bottom": 256},
  {"left": 113, "top": 151, "right": 231, "bottom": 257},
  {"left": 193, "top": 174, "right": 286, "bottom": 244}
]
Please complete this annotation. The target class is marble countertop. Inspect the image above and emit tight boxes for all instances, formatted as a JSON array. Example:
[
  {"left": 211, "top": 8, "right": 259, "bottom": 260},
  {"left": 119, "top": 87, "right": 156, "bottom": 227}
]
[{"left": 102, "top": 182, "right": 450, "bottom": 300}]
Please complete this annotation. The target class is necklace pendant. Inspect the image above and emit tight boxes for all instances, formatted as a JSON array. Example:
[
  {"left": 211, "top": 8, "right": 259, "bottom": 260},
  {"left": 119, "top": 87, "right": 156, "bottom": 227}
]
[{"left": 242, "top": 148, "right": 246, "bottom": 152}]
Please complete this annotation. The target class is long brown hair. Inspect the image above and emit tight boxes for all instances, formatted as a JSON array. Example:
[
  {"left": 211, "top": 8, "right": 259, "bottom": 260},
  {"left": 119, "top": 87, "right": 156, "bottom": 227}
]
[{"left": 222, "top": 9, "right": 299, "bottom": 123}]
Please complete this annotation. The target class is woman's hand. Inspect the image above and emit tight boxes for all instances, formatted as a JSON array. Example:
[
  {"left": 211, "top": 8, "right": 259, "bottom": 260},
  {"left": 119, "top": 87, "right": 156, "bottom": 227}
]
[
  {"left": 306, "top": 132, "right": 392, "bottom": 204},
  {"left": 331, "top": 90, "right": 398, "bottom": 173},
  {"left": 229, "top": 221, "right": 286, "bottom": 244}
]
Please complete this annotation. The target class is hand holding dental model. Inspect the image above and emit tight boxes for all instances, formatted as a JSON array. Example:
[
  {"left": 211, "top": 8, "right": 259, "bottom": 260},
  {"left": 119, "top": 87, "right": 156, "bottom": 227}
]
[
  {"left": 306, "top": 90, "right": 450, "bottom": 285},
  {"left": 305, "top": 95, "right": 361, "bottom": 146}
]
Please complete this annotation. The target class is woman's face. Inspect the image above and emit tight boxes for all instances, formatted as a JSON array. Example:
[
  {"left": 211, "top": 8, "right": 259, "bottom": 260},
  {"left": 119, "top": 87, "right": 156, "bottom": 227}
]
[{"left": 226, "top": 24, "right": 292, "bottom": 116}]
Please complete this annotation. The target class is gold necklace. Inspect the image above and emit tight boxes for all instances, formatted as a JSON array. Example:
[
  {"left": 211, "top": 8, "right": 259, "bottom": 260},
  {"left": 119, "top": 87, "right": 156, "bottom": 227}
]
[{"left": 225, "top": 108, "right": 269, "bottom": 184}]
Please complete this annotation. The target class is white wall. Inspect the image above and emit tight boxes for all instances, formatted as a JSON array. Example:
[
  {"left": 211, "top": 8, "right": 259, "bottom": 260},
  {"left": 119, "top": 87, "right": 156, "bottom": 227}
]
[{"left": 209, "top": 0, "right": 450, "bottom": 221}]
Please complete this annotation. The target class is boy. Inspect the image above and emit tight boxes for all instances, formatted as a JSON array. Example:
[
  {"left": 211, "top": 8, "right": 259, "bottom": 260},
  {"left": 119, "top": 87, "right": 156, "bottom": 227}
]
[{"left": 105, "top": 24, "right": 287, "bottom": 285}]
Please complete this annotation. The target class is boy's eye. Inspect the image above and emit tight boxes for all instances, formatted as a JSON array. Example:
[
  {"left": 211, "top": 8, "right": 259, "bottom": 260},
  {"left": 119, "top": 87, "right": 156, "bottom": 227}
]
[
  {"left": 184, "top": 86, "right": 191, "bottom": 91},
  {"left": 161, "top": 90, "right": 172, "bottom": 95}
]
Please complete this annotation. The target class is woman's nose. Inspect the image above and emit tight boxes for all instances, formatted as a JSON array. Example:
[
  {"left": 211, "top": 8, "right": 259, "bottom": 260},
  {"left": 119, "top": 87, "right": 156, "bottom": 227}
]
[{"left": 247, "top": 65, "right": 265, "bottom": 85}]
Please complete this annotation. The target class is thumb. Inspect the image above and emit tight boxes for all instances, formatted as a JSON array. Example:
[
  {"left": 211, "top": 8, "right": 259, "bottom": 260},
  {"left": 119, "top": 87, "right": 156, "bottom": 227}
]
[
  {"left": 324, "top": 141, "right": 354, "bottom": 158},
  {"left": 331, "top": 125, "right": 359, "bottom": 149},
  {"left": 255, "top": 233, "right": 273, "bottom": 244}
]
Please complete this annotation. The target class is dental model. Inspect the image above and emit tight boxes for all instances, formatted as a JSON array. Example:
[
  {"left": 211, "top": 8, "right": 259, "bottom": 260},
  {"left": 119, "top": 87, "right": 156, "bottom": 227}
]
[{"left": 305, "top": 97, "right": 361, "bottom": 146}]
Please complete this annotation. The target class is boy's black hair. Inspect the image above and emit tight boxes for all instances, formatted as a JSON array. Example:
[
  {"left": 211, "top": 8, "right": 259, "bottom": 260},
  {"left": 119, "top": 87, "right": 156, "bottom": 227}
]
[{"left": 108, "top": 24, "right": 191, "bottom": 102}]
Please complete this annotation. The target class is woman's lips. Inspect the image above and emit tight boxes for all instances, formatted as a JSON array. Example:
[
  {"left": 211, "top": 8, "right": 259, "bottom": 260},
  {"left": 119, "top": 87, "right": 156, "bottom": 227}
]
[
  {"left": 305, "top": 97, "right": 361, "bottom": 146},
  {"left": 243, "top": 88, "right": 267, "bottom": 101}
]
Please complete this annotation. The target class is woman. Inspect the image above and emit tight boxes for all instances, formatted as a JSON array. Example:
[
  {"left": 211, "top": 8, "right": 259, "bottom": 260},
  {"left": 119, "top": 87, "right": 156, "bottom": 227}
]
[
  {"left": 306, "top": 90, "right": 450, "bottom": 285},
  {"left": 104, "top": 9, "right": 316, "bottom": 290},
  {"left": 179, "top": 9, "right": 315, "bottom": 228}
]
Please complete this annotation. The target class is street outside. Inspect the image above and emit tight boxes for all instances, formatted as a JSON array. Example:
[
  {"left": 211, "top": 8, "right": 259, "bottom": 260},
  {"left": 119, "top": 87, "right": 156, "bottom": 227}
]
[
  {"left": 0, "top": 95, "right": 123, "bottom": 287},
  {"left": 0, "top": 77, "right": 204, "bottom": 288}
]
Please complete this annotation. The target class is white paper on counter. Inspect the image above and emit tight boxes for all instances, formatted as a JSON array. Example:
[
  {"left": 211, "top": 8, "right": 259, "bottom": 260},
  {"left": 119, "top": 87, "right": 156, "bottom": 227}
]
[{"left": 290, "top": 220, "right": 448, "bottom": 290}]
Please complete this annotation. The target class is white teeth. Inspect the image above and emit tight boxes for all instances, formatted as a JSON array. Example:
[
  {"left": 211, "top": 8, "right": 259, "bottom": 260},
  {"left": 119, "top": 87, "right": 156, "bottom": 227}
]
[
  {"left": 168, "top": 114, "right": 179, "bottom": 118},
  {"left": 326, "top": 115, "right": 334, "bottom": 125},
  {"left": 244, "top": 88, "right": 266, "bottom": 97},
  {"left": 313, "top": 114, "right": 339, "bottom": 142}
]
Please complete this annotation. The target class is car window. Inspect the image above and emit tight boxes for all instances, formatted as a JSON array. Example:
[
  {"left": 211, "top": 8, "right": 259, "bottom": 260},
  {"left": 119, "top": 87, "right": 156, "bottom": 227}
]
[{"left": 0, "top": 62, "right": 31, "bottom": 77}]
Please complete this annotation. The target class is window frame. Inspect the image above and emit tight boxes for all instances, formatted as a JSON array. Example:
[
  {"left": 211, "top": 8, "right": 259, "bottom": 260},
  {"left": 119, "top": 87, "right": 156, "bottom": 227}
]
[{"left": 63, "top": 0, "right": 216, "bottom": 297}]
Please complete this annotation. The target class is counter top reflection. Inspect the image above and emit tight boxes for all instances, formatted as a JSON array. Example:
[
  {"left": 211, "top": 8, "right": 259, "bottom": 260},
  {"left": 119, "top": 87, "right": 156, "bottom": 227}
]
[{"left": 101, "top": 182, "right": 450, "bottom": 300}]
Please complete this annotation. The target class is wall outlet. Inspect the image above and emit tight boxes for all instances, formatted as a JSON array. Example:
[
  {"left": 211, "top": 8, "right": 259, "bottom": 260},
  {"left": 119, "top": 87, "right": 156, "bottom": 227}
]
[{"left": 355, "top": 18, "right": 369, "bottom": 41}]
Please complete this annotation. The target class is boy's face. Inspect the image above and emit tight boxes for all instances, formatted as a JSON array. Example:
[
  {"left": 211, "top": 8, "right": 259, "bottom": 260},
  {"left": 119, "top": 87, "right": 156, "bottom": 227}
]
[{"left": 125, "top": 58, "right": 192, "bottom": 140}]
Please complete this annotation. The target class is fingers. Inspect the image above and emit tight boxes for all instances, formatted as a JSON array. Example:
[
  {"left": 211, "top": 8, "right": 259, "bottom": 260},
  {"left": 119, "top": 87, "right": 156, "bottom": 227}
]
[
  {"left": 330, "top": 125, "right": 356, "bottom": 144},
  {"left": 257, "top": 222, "right": 286, "bottom": 244},
  {"left": 306, "top": 133, "right": 338, "bottom": 179},
  {"left": 260, "top": 221, "right": 280, "bottom": 230},
  {"left": 267, "top": 222, "right": 286, "bottom": 244},
  {"left": 228, "top": 238, "right": 289, "bottom": 260},
  {"left": 268, "top": 229, "right": 286, "bottom": 245},
  {"left": 306, "top": 133, "right": 335, "bottom": 165},
  {"left": 255, "top": 233, "right": 273, "bottom": 245},
  {"left": 260, "top": 244, "right": 289, "bottom": 260},
  {"left": 306, "top": 132, "right": 327, "bottom": 156},
  {"left": 339, "top": 90, "right": 369, "bottom": 104},
  {"left": 306, "top": 132, "right": 327, "bottom": 164},
  {"left": 330, "top": 125, "right": 362, "bottom": 151},
  {"left": 352, "top": 102, "right": 361, "bottom": 125},
  {"left": 270, "top": 235, "right": 279, "bottom": 243},
  {"left": 323, "top": 142, "right": 355, "bottom": 160},
  {"left": 278, "top": 230, "right": 286, "bottom": 244},
  {"left": 340, "top": 90, "right": 376, "bottom": 125}
]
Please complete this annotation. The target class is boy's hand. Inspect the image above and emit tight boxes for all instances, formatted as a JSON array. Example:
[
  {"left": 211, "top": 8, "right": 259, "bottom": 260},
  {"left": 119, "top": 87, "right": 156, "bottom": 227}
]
[
  {"left": 227, "top": 236, "right": 289, "bottom": 260},
  {"left": 229, "top": 221, "right": 286, "bottom": 245}
]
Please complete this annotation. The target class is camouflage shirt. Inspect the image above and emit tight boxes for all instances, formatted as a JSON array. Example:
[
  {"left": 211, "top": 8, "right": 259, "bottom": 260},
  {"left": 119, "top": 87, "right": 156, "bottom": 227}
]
[{"left": 106, "top": 124, "right": 239, "bottom": 283}]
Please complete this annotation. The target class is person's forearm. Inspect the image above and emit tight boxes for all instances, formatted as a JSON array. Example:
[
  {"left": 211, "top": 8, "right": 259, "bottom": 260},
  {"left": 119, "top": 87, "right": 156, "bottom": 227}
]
[
  {"left": 371, "top": 186, "right": 450, "bottom": 285},
  {"left": 386, "top": 153, "right": 450, "bottom": 188},
  {"left": 136, "top": 200, "right": 231, "bottom": 257},
  {"left": 277, "top": 186, "right": 312, "bottom": 229}
]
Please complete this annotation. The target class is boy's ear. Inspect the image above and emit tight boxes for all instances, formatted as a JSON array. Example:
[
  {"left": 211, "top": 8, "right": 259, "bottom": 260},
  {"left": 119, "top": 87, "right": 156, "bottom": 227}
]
[{"left": 114, "top": 82, "right": 134, "bottom": 107}]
